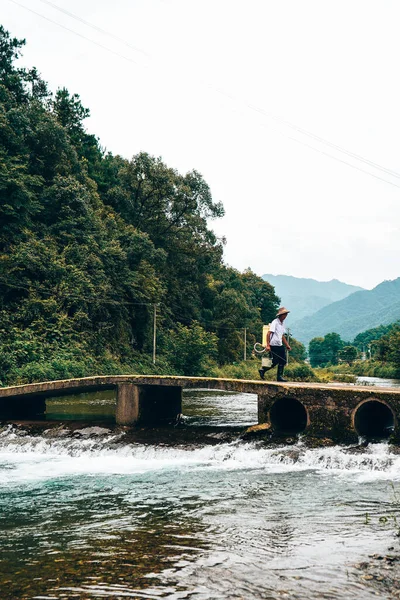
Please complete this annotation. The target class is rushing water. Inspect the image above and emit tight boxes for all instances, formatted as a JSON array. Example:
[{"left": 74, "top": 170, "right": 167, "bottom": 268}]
[{"left": 1, "top": 387, "right": 400, "bottom": 599}]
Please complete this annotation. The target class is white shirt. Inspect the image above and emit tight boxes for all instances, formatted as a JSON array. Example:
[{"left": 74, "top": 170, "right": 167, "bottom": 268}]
[{"left": 269, "top": 318, "right": 286, "bottom": 346}]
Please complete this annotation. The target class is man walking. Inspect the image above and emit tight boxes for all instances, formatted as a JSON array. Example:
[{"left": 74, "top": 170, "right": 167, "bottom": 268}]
[{"left": 259, "top": 307, "right": 291, "bottom": 382}]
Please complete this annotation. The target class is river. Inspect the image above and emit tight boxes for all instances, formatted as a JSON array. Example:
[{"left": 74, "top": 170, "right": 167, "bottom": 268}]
[{"left": 1, "top": 381, "right": 400, "bottom": 599}]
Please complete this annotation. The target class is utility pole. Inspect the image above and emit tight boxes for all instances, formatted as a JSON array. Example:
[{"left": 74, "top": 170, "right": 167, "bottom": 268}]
[
  {"left": 244, "top": 328, "right": 247, "bottom": 361},
  {"left": 153, "top": 304, "right": 157, "bottom": 365}
]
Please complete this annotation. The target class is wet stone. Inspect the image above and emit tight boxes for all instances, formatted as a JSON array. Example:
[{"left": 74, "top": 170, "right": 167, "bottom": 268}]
[
  {"left": 74, "top": 426, "right": 112, "bottom": 437},
  {"left": 240, "top": 423, "right": 271, "bottom": 440},
  {"left": 43, "top": 425, "right": 70, "bottom": 437}
]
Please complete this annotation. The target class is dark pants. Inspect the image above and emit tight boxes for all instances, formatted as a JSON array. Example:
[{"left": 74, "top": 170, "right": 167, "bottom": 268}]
[
  {"left": 260, "top": 345, "right": 287, "bottom": 380},
  {"left": 270, "top": 345, "right": 287, "bottom": 367}
]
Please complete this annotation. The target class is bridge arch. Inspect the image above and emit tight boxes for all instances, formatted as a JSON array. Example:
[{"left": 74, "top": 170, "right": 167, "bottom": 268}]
[{"left": 353, "top": 398, "right": 396, "bottom": 440}]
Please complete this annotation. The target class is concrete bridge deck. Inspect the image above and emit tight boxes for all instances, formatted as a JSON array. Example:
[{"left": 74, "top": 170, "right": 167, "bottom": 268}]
[{"left": 1, "top": 375, "right": 400, "bottom": 442}]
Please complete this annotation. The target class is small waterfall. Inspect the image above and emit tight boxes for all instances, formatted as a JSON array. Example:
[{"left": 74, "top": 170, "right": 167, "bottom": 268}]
[{"left": 0, "top": 425, "right": 399, "bottom": 482}]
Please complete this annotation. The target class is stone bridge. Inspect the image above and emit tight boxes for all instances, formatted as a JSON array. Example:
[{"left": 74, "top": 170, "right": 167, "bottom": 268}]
[{"left": 1, "top": 375, "right": 400, "bottom": 442}]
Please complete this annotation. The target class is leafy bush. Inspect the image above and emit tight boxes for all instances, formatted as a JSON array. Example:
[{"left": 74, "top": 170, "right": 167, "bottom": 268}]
[
  {"left": 330, "top": 373, "right": 357, "bottom": 383},
  {"left": 161, "top": 322, "right": 218, "bottom": 376},
  {"left": 284, "top": 363, "right": 317, "bottom": 382},
  {"left": 211, "top": 360, "right": 260, "bottom": 380}
]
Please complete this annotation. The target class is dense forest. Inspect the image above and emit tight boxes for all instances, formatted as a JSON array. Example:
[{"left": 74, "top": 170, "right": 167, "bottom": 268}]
[{"left": 0, "top": 26, "right": 282, "bottom": 385}]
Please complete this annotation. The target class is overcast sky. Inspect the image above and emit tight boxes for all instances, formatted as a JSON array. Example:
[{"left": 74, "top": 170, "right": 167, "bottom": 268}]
[{"left": 3, "top": 0, "right": 400, "bottom": 289}]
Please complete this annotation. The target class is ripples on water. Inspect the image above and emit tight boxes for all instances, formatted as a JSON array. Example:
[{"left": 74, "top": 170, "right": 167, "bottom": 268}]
[{"left": 1, "top": 389, "right": 400, "bottom": 599}]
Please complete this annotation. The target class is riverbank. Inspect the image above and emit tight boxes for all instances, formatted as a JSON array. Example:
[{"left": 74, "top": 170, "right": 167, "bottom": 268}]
[
  {"left": 313, "top": 361, "right": 400, "bottom": 384},
  {"left": 354, "top": 552, "right": 400, "bottom": 598},
  {"left": 351, "top": 360, "right": 400, "bottom": 379}
]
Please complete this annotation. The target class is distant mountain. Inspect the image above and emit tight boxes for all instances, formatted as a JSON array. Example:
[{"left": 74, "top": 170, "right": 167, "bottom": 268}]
[
  {"left": 262, "top": 274, "right": 363, "bottom": 321},
  {"left": 290, "top": 278, "right": 400, "bottom": 346}
]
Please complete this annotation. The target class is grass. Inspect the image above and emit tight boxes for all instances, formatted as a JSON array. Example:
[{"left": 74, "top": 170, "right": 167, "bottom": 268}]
[
  {"left": 211, "top": 359, "right": 317, "bottom": 382},
  {"left": 313, "top": 368, "right": 357, "bottom": 384}
]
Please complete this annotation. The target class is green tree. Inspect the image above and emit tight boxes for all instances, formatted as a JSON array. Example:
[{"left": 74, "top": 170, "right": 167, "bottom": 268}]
[
  {"left": 0, "top": 151, "right": 42, "bottom": 248},
  {"left": 104, "top": 152, "right": 226, "bottom": 327},
  {"left": 339, "top": 345, "right": 358, "bottom": 365},
  {"left": 289, "top": 338, "right": 307, "bottom": 363},
  {"left": 324, "top": 333, "right": 344, "bottom": 364},
  {"left": 163, "top": 322, "right": 218, "bottom": 375},
  {"left": 0, "top": 26, "right": 29, "bottom": 102},
  {"left": 52, "top": 88, "right": 101, "bottom": 174},
  {"left": 199, "top": 268, "right": 279, "bottom": 364},
  {"left": 372, "top": 325, "right": 400, "bottom": 366},
  {"left": 309, "top": 337, "right": 325, "bottom": 367},
  {"left": 353, "top": 323, "right": 399, "bottom": 350},
  {"left": 309, "top": 332, "right": 344, "bottom": 367},
  {"left": 388, "top": 331, "right": 400, "bottom": 368}
]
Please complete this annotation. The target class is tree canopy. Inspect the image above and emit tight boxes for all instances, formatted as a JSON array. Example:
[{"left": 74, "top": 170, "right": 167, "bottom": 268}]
[{"left": 309, "top": 332, "right": 345, "bottom": 367}]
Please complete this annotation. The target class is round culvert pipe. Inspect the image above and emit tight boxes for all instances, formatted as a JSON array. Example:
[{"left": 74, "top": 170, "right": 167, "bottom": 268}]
[
  {"left": 354, "top": 400, "right": 395, "bottom": 440},
  {"left": 269, "top": 397, "right": 308, "bottom": 435}
]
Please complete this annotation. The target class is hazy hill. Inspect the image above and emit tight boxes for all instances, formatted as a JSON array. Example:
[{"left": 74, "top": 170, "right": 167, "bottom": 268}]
[
  {"left": 290, "top": 278, "right": 400, "bottom": 346},
  {"left": 262, "top": 274, "right": 363, "bottom": 321}
]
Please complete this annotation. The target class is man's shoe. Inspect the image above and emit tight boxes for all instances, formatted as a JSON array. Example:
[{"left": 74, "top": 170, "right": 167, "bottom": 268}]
[
  {"left": 277, "top": 377, "right": 287, "bottom": 383},
  {"left": 259, "top": 369, "right": 265, "bottom": 380}
]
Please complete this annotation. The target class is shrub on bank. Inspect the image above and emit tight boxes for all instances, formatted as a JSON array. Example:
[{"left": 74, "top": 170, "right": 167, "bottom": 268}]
[
  {"left": 313, "top": 368, "right": 357, "bottom": 384},
  {"left": 349, "top": 360, "right": 400, "bottom": 379},
  {"left": 284, "top": 363, "right": 317, "bottom": 381},
  {"left": 314, "top": 360, "right": 400, "bottom": 381},
  {"left": 330, "top": 373, "right": 357, "bottom": 383},
  {"left": 211, "top": 360, "right": 260, "bottom": 380},
  {"left": 312, "top": 368, "right": 334, "bottom": 383}
]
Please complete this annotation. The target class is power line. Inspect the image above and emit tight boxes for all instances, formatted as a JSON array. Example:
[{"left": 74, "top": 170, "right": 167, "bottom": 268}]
[
  {"left": 164, "top": 313, "right": 255, "bottom": 331},
  {"left": 247, "top": 102, "right": 400, "bottom": 180},
  {"left": 7, "top": 0, "right": 141, "bottom": 67},
  {"left": 38, "top": 0, "right": 151, "bottom": 58},
  {"left": 0, "top": 277, "right": 262, "bottom": 347},
  {"left": 29, "top": 1, "right": 400, "bottom": 185},
  {"left": 29, "top": 2, "right": 398, "bottom": 182},
  {"left": 7, "top": 0, "right": 400, "bottom": 189},
  {"left": 279, "top": 131, "right": 400, "bottom": 189}
]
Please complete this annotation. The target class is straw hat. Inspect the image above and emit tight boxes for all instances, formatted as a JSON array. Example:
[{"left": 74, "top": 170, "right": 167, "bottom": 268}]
[{"left": 276, "top": 307, "right": 290, "bottom": 317}]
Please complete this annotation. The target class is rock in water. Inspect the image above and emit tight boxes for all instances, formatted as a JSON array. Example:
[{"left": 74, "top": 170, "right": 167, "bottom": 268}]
[{"left": 241, "top": 423, "right": 271, "bottom": 440}]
